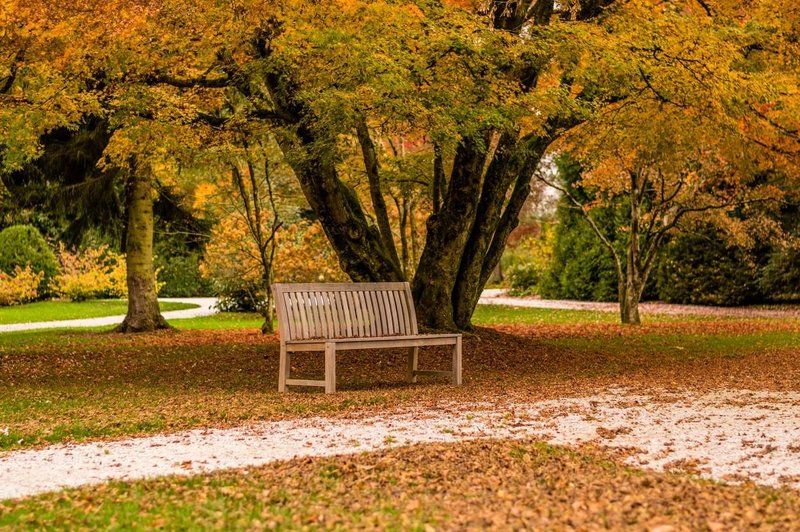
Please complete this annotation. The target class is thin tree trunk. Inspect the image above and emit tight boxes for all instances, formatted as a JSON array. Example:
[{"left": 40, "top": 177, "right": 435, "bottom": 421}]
[
  {"left": 355, "top": 118, "right": 402, "bottom": 271},
  {"left": 262, "top": 267, "right": 274, "bottom": 334},
  {"left": 393, "top": 193, "right": 410, "bottom": 276},
  {"left": 116, "top": 170, "right": 170, "bottom": 333},
  {"left": 621, "top": 171, "right": 643, "bottom": 325},
  {"left": 619, "top": 272, "right": 643, "bottom": 324},
  {"left": 432, "top": 143, "right": 445, "bottom": 215},
  {"left": 409, "top": 197, "right": 419, "bottom": 268}
]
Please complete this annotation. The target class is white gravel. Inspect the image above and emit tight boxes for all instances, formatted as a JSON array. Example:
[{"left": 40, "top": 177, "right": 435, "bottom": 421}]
[
  {"left": 0, "top": 298, "right": 218, "bottom": 333},
  {"left": 2, "top": 388, "right": 800, "bottom": 500}
]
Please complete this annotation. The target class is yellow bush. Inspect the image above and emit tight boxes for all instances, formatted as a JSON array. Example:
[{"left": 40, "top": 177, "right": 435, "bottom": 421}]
[
  {"left": 0, "top": 266, "right": 44, "bottom": 306},
  {"left": 54, "top": 245, "right": 128, "bottom": 301}
]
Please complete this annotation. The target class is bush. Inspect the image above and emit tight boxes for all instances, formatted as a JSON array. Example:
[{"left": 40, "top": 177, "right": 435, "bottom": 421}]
[
  {"left": 0, "top": 266, "right": 44, "bottom": 306},
  {"left": 0, "top": 225, "right": 58, "bottom": 295},
  {"left": 759, "top": 245, "right": 800, "bottom": 300},
  {"left": 201, "top": 218, "right": 345, "bottom": 311},
  {"left": 54, "top": 244, "right": 128, "bottom": 301},
  {"left": 655, "top": 228, "right": 763, "bottom": 306},
  {"left": 508, "top": 263, "right": 541, "bottom": 296},
  {"left": 155, "top": 253, "right": 213, "bottom": 297},
  {"left": 539, "top": 158, "right": 622, "bottom": 302}
]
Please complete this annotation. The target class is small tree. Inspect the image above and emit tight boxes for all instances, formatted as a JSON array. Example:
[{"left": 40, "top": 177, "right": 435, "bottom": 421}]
[
  {"left": 539, "top": 109, "right": 782, "bottom": 323},
  {"left": 228, "top": 155, "right": 282, "bottom": 334}
]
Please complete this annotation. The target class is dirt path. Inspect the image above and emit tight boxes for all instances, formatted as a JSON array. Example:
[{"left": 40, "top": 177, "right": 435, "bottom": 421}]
[
  {"left": 3, "top": 387, "right": 799, "bottom": 500},
  {"left": 479, "top": 289, "right": 800, "bottom": 319}
]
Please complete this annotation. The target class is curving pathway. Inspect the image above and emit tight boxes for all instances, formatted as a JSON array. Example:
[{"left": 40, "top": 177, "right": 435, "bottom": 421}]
[
  {"left": 479, "top": 289, "right": 800, "bottom": 319},
  {"left": 0, "top": 298, "right": 218, "bottom": 333}
]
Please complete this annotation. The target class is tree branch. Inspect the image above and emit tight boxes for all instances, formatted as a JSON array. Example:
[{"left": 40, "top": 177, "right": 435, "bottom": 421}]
[{"left": 354, "top": 116, "right": 402, "bottom": 270}]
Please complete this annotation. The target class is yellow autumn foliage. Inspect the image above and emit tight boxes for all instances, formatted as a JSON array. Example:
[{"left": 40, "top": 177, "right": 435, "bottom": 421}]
[
  {"left": 53, "top": 245, "right": 128, "bottom": 301},
  {"left": 201, "top": 216, "right": 346, "bottom": 296},
  {"left": 0, "top": 266, "right": 44, "bottom": 306}
]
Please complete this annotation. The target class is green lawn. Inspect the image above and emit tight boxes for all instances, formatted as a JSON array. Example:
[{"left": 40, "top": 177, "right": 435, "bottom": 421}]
[
  {"left": 0, "top": 299, "right": 199, "bottom": 325},
  {"left": 172, "top": 304, "right": 654, "bottom": 331}
]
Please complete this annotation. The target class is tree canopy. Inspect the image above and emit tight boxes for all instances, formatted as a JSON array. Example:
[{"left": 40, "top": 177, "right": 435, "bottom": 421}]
[{"left": 2, "top": 0, "right": 798, "bottom": 328}]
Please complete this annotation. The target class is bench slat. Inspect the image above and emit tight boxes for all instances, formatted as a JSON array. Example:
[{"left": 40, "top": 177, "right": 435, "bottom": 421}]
[
  {"left": 286, "top": 335, "right": 460, "bottom": 352},
  {"left": 273, "top": 282, "right": 424, "bottom": 341}
]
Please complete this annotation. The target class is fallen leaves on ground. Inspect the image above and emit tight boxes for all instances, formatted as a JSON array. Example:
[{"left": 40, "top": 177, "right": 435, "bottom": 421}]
[
  {"left": 0, "top": 318, "right": 798, "bottom": 450},
  {"left": 2, "top": 438, "right": 798, "bottom": 529}
]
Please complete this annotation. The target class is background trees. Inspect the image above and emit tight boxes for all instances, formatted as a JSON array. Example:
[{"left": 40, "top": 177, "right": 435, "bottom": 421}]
[{"left": 1, "top": 0, "right": 798, "bottom": 329}]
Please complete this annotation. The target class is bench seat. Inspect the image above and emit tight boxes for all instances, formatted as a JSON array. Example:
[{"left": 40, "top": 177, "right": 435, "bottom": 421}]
[{"left": 272, "top": 282, "right": 463, "bottom": 393}]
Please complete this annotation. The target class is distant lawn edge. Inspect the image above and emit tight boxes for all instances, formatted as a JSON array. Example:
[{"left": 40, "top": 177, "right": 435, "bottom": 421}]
[{"left": 0, "top": 299, "right": 200, "bottom": 325}]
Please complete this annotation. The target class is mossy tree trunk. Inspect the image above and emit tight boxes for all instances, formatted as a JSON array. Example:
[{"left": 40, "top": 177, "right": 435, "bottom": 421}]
[{"left": 116, "top": 170, "right": 170, "bottom": 333}]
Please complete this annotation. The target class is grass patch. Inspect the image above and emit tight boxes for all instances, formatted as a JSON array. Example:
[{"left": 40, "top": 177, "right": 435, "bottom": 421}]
[
  {"left": 2, "top": 438, "right": 797, "bottom": 529},
  {"left": 173, "top": 312, "right": 264, "bottom": 330},
  {"left": 472, "top": 304, "right": 618, "bottom": 325},
  {"left": 0, "top": 299, "right": 198, "bottom": 325}
]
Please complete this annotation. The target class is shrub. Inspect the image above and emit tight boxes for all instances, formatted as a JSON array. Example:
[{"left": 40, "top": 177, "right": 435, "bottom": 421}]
[
  {"left": 655, "top": 228, "right": 763, "bottom": 306},
  {"left": 508, "top": 263, "right": 541, "bottom": 296},
  {"left": 0, "top": 225, "right": 58, "bottom": 295},
  {"left": 54, "top": 244, "right": 128, "bottom": 301},
  {"left": 759, "top": 245, "right": 800, "bottom": 301},
  {"left": 155, "top": 253, "right": 213, "bottom": 297},
  {"left": 0, "top": 266, "right": 44, "bottom": 306},
  {"left": 201, "top": 217, "right": 345, "bottom": 311},
  {"left": 538, "top": 191, "right": 621, "bottom": 301}
]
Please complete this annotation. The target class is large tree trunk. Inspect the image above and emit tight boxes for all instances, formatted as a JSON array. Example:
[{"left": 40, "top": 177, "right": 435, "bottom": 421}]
[
  {"left": 451, "top": 134, "right": 551, "bottom": 328},
  {"left": 412, "top": 139, "right": 488, "bottom": 330},
  {"left": 116, "top": 171, "right": 169, "bottom": 333}
]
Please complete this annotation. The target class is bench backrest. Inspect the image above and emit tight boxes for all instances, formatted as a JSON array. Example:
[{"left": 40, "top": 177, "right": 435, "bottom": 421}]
[{"left": 272, "top": 282, "right": 418, "bottom": 341}]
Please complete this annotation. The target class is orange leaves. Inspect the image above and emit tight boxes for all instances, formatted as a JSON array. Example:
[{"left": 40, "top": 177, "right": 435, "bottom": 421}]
[{"left": 201, "top": 217, "right": 345, "bottom": 289}]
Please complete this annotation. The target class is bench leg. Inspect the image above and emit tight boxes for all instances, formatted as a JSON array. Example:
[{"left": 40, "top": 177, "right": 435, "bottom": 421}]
[
  {"left": 325, "top": 342, "right": 337, "bottom": 394},
  {"left": 278, "top": 344, "right": 289, "bottom": 393},
  {"left": 407, "top": 347, "right": 419, "bottom": 383},
  {"left": 452, "top": 337, "right": 462, "bottom": 385}
]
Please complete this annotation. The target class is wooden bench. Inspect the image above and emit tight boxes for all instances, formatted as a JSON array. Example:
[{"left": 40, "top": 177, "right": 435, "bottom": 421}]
[{"left": 272, "top": 282, "right": 462, "bottom": 393}]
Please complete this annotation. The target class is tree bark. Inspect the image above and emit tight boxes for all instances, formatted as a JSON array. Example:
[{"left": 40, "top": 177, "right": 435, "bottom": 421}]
[
  {"left": 452, "top": 134, "right": 550, "bottom": 328},
  {"left": 412, "top": 139, "right": 488, "bottom": 330},
  {"left": 355, "top": 118, "right": 402, "bottom": 272},
  {"left": 116, "top": 170, "right": 170, "bottom": 333},
  {"left": 619, "top": 270, "right": 643, "bottom": 324}
]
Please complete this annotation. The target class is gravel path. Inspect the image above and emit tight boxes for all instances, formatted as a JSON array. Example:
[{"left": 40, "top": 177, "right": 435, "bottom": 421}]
[
  {"left": 0, "top": 298, "right": 218, "bottom": 333},
  {"left": 479, "top": 289, "right": 800, "bottom": 319},
  {"left": 3, "top": 388, "right": 799, "bottom": 500}
]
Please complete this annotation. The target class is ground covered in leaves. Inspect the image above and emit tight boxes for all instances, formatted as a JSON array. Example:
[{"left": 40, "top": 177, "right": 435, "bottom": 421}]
[
  {"left": 1, "top": 308, "right": 798, "bottom": 451},
  {"left": 2, "top": 438, "right": 798, "bottom": 530}
]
